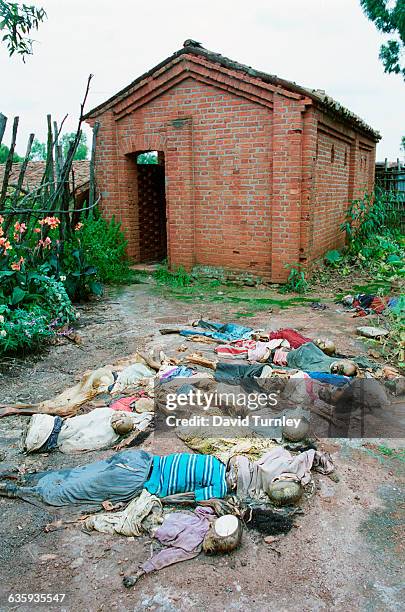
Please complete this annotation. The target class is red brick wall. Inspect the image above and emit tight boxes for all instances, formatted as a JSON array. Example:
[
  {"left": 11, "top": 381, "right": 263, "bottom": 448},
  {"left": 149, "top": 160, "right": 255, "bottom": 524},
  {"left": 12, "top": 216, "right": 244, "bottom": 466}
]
[
  {"left": 87, "top": 54, "right": 377, "bottom": 281},
  {"left": 309, "top": 112, "right": 376, "bottom": 260}
]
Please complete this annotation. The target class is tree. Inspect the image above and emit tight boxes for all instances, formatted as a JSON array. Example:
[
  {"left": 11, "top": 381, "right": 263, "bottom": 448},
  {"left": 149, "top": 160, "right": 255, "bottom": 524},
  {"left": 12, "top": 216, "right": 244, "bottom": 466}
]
[
  {"left": 29, "top": 137, "right": 46, "bottom": 161},
  {"left": 60, "top": 132, "right": 88, "bottom": 161},
  {"left": 360, "top": 1, "right": 405, "bottom": 78},
  {"left": 29, "top": 133, "right": 89, "bottom": 162},
  {"left": 402, "top": 136, "right": 405, "bottom": 152},
  {"left": 137, "top": 151, "right": 158, "bottom": 164},
  {"left": 0, "top": 143, "right": 22, "bottom": 163},
  {"left": 0, "top": 1, "right": 46, "bottom": 60}
]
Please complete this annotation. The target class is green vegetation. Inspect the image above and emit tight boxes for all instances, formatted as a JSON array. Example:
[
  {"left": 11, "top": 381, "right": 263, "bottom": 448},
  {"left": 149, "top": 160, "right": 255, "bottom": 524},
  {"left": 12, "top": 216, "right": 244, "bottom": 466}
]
[
  {"left": 0, "top": 1, "right": 46, "bottom": 60},
  {"left": 360, "top": 0, "right": 405, "bottom": 78},
  {"left": 0, "top": 143, "right": 22, "bottom": 163},
  {"left": 30, "top": 132, "right": 88, "bottom": 161},
  {"left": 0, "top": 210, "right": 134, "bottom": 354},
  {"left": 154, "top": 263, "right": 193, "bottom": 287},
  {"left": 137, "top": 152, "right": 158, "bottom": 164},
  {"left": 281, "top": 264, "right": 310, "bottom": 294},
  {"left": 68, "top": 211, "right": 135, "bottom": 288}
]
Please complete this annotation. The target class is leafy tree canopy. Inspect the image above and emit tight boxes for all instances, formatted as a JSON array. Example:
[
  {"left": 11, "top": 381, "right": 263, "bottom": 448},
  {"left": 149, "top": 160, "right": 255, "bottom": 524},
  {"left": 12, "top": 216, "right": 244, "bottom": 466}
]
[
  {"left": 29, "top": 137, "right": 46, "bottom": 161},
  {"left": 60, "top": 132, "right": 88, "bottom": 161},
  {"left": 360, "top": 0, "right": 405, "bottom": 78},
  {"left": 0, "top": 143, "right": 22, "bottom": 163},
  {"left": 29, "top": 132, "right": 89, "bottom": 161},
  {"left": 137, "top": 151, "right": 158, "bottom": 164},
  {"left": 0, "top": 1, "right": 46, "bottom": 61}
]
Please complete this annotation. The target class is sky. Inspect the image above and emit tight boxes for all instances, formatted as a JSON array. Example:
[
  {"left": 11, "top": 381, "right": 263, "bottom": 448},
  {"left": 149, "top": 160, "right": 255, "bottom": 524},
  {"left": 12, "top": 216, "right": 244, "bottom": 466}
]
[{"left": 1, "top": 0, "right": 404, "bottom": 160}]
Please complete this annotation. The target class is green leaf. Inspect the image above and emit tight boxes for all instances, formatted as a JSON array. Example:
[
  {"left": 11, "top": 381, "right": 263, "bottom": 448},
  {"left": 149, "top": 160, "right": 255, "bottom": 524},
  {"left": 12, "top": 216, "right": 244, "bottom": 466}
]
[
  {"left": 10, "top": 287, "right": 27, "bottom": 305},
  {"left": 89, "top": 281, "right": 104, "bottom": 296},
  {"left": 324, "top": 250, "right": 342, "bottom": 265}
]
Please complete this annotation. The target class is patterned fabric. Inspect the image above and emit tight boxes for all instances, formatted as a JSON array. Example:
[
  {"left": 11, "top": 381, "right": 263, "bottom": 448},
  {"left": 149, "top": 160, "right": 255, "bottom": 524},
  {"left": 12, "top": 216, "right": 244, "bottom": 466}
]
[
  {"left": 144, "top": 453, "right": 227, "bottom": 501},
  {"left": 269, "top": 328, "right": 312, "bottom": 349}
]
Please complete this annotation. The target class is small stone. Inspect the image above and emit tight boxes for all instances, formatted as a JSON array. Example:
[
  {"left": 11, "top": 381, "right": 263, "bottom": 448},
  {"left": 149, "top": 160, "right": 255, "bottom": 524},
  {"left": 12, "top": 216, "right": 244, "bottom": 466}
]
[{"left": 264, "top": 536, "right": 280, "bottom": 544}]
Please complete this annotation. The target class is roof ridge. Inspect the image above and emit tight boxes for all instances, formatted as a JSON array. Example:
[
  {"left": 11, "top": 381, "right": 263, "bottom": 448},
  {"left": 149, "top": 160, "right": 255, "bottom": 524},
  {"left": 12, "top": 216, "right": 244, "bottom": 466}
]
[{"left": 84, "top": 43, "right": 380, "bottom": 140}]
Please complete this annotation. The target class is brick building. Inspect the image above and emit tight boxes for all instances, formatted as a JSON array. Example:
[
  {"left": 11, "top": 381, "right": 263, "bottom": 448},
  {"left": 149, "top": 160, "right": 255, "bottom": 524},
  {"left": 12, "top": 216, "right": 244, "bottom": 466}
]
[{"left": 85, "top": 42, "right": 380, "bottom": 281}]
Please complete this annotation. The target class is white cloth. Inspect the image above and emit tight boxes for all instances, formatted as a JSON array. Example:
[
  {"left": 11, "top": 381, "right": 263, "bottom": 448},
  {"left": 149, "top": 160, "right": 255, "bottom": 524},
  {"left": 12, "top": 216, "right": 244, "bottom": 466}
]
[
  {"left": 57, "top": 408, "right": 153, "bottom": 453},
  {"left": 23, "top": 414, "right": 55, "bottom": 452},
  {"left": 84, "top": 489, "right": 163, "bottom": 536},
  {"left": 112, "top": 363, "right": 155, "bottom": 393}
]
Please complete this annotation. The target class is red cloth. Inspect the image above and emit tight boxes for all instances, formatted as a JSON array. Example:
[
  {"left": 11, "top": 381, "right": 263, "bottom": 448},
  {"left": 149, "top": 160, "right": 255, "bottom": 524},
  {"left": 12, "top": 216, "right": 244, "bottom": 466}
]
[
  {"left": 215, "top": 339, "right": 256, "bottom": 357},
  {"left": 110, "top": 397, "right": 135, "bottom": 412},
  {"left": 269, "top": 328, "right": 311, "bottom": 349},
  {"left": 273, "top": 348, "right": 289, "bottom": 366}
]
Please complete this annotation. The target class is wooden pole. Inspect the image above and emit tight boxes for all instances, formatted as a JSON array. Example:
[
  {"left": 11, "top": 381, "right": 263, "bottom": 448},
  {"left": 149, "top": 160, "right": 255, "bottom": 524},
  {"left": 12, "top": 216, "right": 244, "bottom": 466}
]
[
  {"left": 0, "top": 114, "right": 7, "bottom": 147},
  {"left": 0, "top": 116, "right": 19, "bottom": 209},
  {"left": 89, "top": 121, "right": 100, "bottom": 211}
]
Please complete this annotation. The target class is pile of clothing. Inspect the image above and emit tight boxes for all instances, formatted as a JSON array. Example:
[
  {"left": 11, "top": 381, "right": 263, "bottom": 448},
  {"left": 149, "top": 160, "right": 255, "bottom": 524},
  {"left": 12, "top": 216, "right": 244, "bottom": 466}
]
[{"left": 342, "top": 293, "right": 398, "bottom": 317}]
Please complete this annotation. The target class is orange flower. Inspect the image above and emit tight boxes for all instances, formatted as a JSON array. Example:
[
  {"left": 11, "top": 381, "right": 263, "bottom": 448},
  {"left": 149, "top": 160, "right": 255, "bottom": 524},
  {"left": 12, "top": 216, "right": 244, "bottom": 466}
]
[
  {"left": 33, "top": 227, "right": 41, "bottom": 233},
  {"left": 75, "top": 222, "right": 83, "bottom": 231},
  {"left": 11, "top": 256, "right": 25, "bottom": 271},
  {"left": 0, "top": 215, "right": 4, "bottom": 225},
  {"left": 39, "top": 216, "right": 60, "bottom": 229},
  {"left": 0, "top": 238, "right": 12, "bottom": 253},
  {"left": 14, "top": 221, "right": 27, "bottom": 234},
  {"left": 38, "top": 236, "right": 52, "bottom": 249}
]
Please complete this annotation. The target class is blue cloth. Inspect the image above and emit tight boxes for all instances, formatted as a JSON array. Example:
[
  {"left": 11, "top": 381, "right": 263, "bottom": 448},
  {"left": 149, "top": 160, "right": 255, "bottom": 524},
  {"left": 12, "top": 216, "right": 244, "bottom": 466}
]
[
  {"left": 307, "top": 372, "right": 350, "bottom": 387},
  {"left": 42, "top": 416, "right": 63, "bottom": 451},
  {"left": 25, "top": 450, "right": 153, "bottom": 506},
  {"left": 180, "top": 319, "right": 252, "bottom": 343},
  {"left": 144, "top": 453, "right": 227, "bottom": 501},
  {"left": 161, "top": 366, "right": 195, "bottom": 382}
]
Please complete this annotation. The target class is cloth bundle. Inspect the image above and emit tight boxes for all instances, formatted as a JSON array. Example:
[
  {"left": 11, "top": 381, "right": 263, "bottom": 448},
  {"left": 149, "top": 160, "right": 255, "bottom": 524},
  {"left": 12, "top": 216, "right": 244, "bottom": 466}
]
[
  {"left": 142, "top": 507, "right": 215, "bottom": 573},
  {"left": 84, "top": 489, "right": 162, "bottom": 536}
]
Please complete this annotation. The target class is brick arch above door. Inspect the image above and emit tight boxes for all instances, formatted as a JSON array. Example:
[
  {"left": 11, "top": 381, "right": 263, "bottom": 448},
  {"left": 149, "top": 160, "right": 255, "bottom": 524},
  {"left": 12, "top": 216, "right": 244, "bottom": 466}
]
[{"left": 120, "top": 133, "right": 167, "bottom": 156}]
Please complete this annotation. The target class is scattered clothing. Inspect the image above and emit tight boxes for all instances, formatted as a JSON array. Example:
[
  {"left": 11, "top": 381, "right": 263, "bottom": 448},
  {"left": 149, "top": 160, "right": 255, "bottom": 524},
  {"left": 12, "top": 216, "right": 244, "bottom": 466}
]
[
  {"left": 307, "top": 372, "right": 350, "bottom": 387},
  {"left": 84, "top": 489, "right": 163, "bottom": 537},
  {"left": 181, "top": 320, "right": 252, "bottom": 343},
  {"left": 247, "top": 339, "right": 289, "bottom": 362},
  {"left": 357, "top": 326, "right": 389, "bottom": 339},
  {"left": 342, "top": 294, "right": 391, "bottom": 317},
  {"left": 110, "top": 396, "right": 136, "bottom": 412},
  {"left": 112, "top": 363, "right": 155, "bottom": 393},
  {"left": 273, "top": 348, "right": 289, "bottom": 366},
  {"left": 142, "top": 507, "right": 214, "bottom": 573},
  {"left": 310, "top": 302, "right": 328, "bottom": 311},
  {"left": 269, "top": 329, "right": 312, "bottom": 349},
  {"left": 144, "top": 453, "right": 228, "bottom": 501},
  {"left": 160, "top": 365, "right": 196, "bottom": 381},
  {"left": 215, "top": 339, "right": 256, "bottom": 358},
  {"left": 176, "top": 429, "right": 278, "bottom": 463}
]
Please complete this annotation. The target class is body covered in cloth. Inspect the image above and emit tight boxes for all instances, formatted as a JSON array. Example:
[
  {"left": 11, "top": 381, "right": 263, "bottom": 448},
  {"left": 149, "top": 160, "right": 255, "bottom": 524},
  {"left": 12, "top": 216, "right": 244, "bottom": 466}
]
[{"left": 22, "top": 408, "right": 153, "bottom": 454}]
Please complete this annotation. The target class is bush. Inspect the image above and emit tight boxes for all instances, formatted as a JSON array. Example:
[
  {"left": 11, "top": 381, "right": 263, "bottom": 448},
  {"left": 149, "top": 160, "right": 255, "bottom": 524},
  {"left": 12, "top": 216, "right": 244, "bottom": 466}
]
[
  {"left": 72, "top": 211, "right": 134, "bottom": 286},
  {"left": 281, "top": 264, "right": 309, "bottom": 294},
  {"left": 0, "top": 215, "right": 77, "bottom": 354},
  {"left": 154, "top": 263, "right": 193, "bottom": 287}
]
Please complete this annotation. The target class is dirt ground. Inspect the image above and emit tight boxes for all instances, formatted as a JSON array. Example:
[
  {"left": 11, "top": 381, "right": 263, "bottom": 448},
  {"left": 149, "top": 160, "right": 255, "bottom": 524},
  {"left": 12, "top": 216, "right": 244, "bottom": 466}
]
[{"left": 0, "top": 281, "right": 404, "bottom": 612}]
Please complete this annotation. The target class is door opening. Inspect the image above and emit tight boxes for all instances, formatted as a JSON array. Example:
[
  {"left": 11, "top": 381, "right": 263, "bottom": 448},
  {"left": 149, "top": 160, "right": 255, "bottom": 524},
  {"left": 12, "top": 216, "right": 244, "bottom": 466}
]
[{"left": 136, "top": 150, "right": 167, "bottom": 263}]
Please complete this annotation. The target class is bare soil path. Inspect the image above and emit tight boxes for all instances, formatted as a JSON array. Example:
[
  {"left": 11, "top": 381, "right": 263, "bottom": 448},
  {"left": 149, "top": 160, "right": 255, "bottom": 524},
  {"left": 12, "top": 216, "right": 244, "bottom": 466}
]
[{"left": 0, "top": 282, "right": 403, "bottom": 612}]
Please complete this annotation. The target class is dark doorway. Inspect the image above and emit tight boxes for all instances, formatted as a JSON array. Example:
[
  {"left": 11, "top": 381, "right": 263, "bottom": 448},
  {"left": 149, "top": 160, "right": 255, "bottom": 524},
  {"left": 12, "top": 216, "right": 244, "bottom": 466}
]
[{"left": 136, "top": 151, "right": 167, "bottom": 262}]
